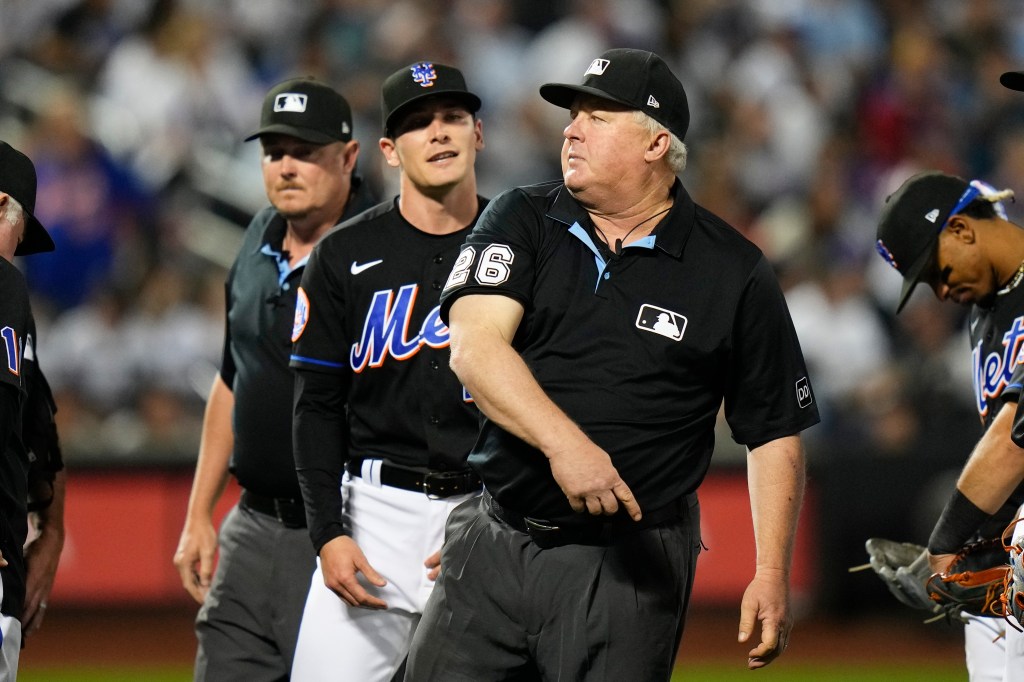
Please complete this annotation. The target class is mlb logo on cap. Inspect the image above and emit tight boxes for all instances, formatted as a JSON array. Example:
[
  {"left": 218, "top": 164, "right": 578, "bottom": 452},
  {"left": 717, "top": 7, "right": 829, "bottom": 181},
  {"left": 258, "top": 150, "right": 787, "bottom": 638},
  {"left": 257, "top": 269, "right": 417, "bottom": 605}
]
[{"left": 274, "top": 93, "right": 308, "bottom": 113}]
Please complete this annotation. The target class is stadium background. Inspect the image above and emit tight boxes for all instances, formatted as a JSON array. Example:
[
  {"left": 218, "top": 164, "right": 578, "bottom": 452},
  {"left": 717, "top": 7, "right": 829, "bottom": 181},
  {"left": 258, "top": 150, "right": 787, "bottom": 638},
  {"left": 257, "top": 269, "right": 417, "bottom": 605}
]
[{"left": 3, "top": 0, "right": 1024, "bottom": 677}]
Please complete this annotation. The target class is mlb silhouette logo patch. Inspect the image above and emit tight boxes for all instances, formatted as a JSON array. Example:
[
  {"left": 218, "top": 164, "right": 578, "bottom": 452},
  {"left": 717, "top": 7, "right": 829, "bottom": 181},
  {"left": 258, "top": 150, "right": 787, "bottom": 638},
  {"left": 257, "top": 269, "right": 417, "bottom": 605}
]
[
  {"left": 635, "top": 304, "right": 686, "bottom": 341},
  {"left": 275, "top": 93, "right": 308, "bottom": 113},
  {"left": 585, "top": 59, "right": 610, "bottom": 76}
]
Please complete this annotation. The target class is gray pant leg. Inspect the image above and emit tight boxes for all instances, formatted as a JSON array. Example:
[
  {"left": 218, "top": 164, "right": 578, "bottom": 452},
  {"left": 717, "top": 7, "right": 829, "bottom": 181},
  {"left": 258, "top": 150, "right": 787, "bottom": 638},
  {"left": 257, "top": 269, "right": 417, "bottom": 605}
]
[
  {"left": 407, "top": 495, "right": 700, "bottom": 682},
  {"left": 194, "top": 504, "right": 317, "bottom": 682}
]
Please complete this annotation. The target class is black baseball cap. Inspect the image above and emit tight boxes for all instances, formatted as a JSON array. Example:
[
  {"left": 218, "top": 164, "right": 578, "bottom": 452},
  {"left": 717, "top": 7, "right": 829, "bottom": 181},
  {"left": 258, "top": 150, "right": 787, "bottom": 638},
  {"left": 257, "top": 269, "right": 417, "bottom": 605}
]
[
  {"left": 381, "top": 61, "right": 481, "bottom": 138},
  {"left": 0, "top": 141, "right": 55, "bottom": 256},
  {"left": 875, "top": 172, "right": 974, "bottom": 312},
  {"left": 540, "top": 48, "right": 690, "bottom": 141},
  {"left": 1001, "top": 71, "right": 1024, "bottom": 91},
  {"left": 245, "top": 77, "right": 353, "bottom": 144}
]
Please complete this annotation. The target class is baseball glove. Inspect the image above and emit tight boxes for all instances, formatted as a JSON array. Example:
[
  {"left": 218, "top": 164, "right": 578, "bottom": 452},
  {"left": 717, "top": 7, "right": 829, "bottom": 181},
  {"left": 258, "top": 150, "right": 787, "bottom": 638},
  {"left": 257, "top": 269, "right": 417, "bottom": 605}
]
[
  {"left": 925, "top": 537, "right": 1010, "bottom": 620},
  {"left": 1001, "top": 519, "right": 1024, "bottom": 630},
  {"left": 861, "top": 538, "right": 940, "bottom": 614}
]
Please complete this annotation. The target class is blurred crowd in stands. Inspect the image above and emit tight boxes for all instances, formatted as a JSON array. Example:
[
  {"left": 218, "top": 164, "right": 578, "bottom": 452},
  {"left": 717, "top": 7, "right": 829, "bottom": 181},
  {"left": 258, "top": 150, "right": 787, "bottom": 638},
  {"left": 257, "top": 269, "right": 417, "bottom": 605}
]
[{"left": 4, "top": 0, "right": 1024, "bottom": 607}]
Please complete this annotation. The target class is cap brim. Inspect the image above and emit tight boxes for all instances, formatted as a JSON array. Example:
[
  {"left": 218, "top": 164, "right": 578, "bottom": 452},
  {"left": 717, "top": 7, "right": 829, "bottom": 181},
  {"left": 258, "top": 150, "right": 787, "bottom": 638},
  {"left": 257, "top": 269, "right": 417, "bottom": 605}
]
[
  {"left": 1001, "top": 71, "right": 1024, "bottom": 92},
  {"left": 895, "top": 241, "right": 937, "bottom": 313},
  {"left": 14, "top": 214, "right": 54, "bottom": 256},
  {"left": 385, "top": 92, "right": 481, "bottom": 136},
  {"left": 244, "top": 124, "right": 342, "bottom": 144},
  {"left": 539, "top": 83, "right": 634, "bottom": 111}
]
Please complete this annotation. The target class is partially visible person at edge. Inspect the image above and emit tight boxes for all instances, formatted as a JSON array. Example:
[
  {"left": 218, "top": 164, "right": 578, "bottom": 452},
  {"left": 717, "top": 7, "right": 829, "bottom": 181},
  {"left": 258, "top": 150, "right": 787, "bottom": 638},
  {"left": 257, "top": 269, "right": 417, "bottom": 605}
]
[
  {"left": 0, "top": 140, "right": 67, "bottom": 676},
  {"left": 873, "top": 145, "right": 1024, "bottom": 678},
  {"left": 289, "top": 61, "right": 487, "bottom": 680},
  {"left": 405, "top": 48, "right": 820, "bottom": 681},
  {"left": 171, "top": 77, "right": 373, "bottom": 681}
]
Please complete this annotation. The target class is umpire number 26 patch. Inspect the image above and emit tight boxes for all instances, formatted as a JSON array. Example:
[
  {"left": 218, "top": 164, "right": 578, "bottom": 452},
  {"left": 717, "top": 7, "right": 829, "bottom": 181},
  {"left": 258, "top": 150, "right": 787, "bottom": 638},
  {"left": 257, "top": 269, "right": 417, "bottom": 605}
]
[{"left": 444, "top": 245, "right": 515, "bottom": 290}]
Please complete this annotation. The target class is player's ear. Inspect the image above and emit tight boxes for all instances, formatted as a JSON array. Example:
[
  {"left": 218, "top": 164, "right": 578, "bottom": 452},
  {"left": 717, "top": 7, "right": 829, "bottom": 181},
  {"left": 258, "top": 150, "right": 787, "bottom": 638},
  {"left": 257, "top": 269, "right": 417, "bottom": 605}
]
[
  {"left": 379, "top": 137, "right": 400, "bottom": 168},
  {"left": 945, "top": 215, "right": 976, "bottom": 244}
]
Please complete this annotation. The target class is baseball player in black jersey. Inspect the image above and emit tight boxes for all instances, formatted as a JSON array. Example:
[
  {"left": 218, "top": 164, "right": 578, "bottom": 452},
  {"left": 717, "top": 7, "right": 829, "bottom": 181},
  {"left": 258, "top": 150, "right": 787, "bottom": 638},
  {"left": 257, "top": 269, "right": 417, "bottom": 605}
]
[
  {"left": 406, "top": 49, "right": 820, "bottom": 681},
  {"left": 874, "top": 171, "right": 1024, "bottom": 679},
  {"left": 0, "top": 140, "right": 58, "bottom": 676},
  {"left": 172, "top": 78, "right": 373, "bottom": 681},
  {"left": 289, "top": 61, "right": 486, "bottom": 680}
]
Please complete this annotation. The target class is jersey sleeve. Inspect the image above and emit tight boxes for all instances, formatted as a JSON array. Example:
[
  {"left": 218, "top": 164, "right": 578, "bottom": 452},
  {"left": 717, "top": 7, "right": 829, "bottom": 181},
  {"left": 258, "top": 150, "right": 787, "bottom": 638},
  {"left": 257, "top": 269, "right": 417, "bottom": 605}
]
[
  {"left": 439, "top": 188, "right": 540, "bottom": 324},
  {"left": 291, "top": 238, "right": 350, "bottom": 374},
  {"left": 723, "top": 255, "right": 820, "bottom": 445}
]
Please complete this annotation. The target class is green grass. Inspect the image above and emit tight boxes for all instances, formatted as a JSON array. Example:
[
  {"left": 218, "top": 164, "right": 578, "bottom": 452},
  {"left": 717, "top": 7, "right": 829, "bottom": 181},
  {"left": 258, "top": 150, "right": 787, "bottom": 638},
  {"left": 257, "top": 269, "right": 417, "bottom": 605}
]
[
  {"left": 672, "top": 663, "right": 965, "bottom": 681},
  {"left": 20, "top": 668, "right": 192, "bottom": 682},
  {"left": 18, "top": 663, "right": 966, "bottom": 682}
]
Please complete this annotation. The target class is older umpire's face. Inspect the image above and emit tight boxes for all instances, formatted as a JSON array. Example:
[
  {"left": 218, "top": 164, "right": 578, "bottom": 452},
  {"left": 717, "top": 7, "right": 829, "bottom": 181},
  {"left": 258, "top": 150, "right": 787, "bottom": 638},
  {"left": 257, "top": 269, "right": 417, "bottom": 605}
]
[
  {"left": 561, "top": 94, "right": 667, "bottom": 210},
  {"left": 260, "top": 133, "right": 359, "bottom": 224}
]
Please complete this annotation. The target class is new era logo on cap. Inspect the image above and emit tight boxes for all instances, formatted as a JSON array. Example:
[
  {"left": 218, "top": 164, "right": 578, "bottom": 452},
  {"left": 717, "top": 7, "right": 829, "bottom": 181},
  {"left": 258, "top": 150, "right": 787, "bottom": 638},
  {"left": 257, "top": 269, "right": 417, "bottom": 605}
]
[
  {"left": 274, "top": 93, "right": 308, "bottom": 113},
  {"left": 924, "top": 208, "right": 940, "bottom": 223},
  {"left": 647, "top": 95, "right": 660, "bottom": 108}
]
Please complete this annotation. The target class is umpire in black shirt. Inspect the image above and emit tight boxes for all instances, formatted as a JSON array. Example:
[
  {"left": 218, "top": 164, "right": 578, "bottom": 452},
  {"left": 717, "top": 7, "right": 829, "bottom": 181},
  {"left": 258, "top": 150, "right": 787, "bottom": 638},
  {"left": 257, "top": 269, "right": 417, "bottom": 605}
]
[
  {"left": 406, "top": 49, "right": 820, "bottom": 680},
  {"left": 172, "top": 78, "right": 374, "bottom": 681}
]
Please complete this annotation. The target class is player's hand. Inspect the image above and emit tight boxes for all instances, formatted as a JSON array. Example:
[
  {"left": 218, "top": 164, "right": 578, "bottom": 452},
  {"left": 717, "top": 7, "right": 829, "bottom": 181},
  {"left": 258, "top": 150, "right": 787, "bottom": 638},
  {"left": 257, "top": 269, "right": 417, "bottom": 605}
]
[
  {"left": 320, "top": 536, "right": 388, "bottom": 609},
  {"left": 23, "top": 524, "right": 64, "bottom": 636},
  {"left": 173, "top": 517, "right": 218, "bottom": 604},
  {"left": 928, "top": 551, "right": 956, "bottom": 575},
  {"left": 737, "top": 567, "right": 792, "bottom": 670},
  {"left": 0, "top": 548, "right": 7, "bottom": 567},
  {"left": 425, "top": 549, "right": 442, "bottom": 581},
  {"left": 547, "top": 440, "right": 642, "bottom": 520}
]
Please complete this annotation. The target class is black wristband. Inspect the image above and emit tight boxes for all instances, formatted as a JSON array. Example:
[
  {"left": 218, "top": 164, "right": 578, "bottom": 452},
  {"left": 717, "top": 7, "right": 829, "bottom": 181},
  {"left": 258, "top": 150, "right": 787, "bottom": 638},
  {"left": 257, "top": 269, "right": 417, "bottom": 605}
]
[{"left": 927, "top": 489, "right": 990, "bottom": 555}]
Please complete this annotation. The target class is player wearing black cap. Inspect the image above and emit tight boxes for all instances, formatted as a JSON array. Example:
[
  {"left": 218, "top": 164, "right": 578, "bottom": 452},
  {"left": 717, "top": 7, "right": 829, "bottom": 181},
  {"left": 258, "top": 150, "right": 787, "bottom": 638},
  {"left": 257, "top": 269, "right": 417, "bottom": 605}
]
[
  {"left": 0, "top": 140, "right": 62, "bottom": 676},
  {"left": 288, "top": 61, "right": 486, "bottom": 680},
  {"left": 172, "top": 77, "right": 374, "bottom": 681},
  {"left": 405, "top": 48, "right": 819, "bottom": 680},
  {"left": 873, "top": 170, "right": 1024, "bottom": 680}
]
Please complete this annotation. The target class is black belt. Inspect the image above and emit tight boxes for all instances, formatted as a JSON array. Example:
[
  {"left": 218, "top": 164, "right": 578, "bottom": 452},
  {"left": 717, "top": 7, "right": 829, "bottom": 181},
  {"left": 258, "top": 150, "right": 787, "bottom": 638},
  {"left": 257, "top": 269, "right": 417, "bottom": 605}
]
[
  {"left": 240, "top": 490, "right": 307, "bottom": 529},
  {"left": 346, "top": 458, "right": 481, "bottom": 499},
  {"left": 486, "top": 491, "right": 693, "bottom": 549}
]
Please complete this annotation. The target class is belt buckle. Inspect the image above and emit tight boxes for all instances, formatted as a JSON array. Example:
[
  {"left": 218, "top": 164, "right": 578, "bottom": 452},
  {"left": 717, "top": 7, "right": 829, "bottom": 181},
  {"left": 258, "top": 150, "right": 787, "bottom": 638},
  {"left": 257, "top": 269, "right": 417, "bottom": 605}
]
[{"left": 423, "top": 471, "right": 465, "bottom": 499}]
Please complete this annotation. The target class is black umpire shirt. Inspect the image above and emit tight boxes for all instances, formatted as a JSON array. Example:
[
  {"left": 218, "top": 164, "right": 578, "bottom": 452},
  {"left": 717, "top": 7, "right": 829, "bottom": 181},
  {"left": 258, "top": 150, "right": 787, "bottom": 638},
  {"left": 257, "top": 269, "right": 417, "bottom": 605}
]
[
  {"left": 439, "top": 179, "right": 821, "bottom": 523},
  {"left": 222, "top": 180, "right": 373, "bottom": 500}
]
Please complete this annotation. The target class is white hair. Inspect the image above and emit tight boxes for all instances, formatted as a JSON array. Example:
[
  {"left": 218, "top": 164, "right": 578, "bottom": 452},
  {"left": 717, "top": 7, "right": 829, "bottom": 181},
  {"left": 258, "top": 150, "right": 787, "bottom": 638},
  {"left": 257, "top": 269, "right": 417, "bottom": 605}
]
[
  {"left": 2, "top": 195, "right": 23, "bottom": 228},
  {"left": 632, "top": 110, "right": 687, "bottom": 174}
]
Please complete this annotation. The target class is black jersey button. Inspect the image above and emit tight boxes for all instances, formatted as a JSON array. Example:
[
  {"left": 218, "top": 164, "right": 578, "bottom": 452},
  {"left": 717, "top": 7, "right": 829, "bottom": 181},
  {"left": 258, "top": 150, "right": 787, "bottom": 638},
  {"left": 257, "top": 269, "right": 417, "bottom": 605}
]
[
  {"left": 430, "top": 359, "right": 440, "bottom": 370},
  {"left": 429, "top": 415, "right": 440, "bottom": 425},
  {"left": 434, "top": 255, "right": 444, "bottom": 264},
  {"left": 432, "top": 280, "right": 442, "bottom": 290}
]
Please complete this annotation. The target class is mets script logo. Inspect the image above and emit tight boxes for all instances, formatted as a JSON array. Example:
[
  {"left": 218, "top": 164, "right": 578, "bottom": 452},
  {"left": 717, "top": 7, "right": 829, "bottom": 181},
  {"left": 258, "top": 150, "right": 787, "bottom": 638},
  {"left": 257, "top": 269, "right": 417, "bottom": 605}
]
[
  {"left": 973, "top": 316, "right": 1024, "bottom": 418},
  {"left": 411, "top": 63, "right": 437, "bottom": 88},
  {"left": 351, "top": 284, "right": 449, "bottom": 371}
]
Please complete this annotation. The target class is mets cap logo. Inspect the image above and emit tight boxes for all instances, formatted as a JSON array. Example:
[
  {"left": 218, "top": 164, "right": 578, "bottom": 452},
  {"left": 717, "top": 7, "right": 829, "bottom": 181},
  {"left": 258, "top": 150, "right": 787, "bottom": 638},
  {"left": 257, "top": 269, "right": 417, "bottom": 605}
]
[
  {"left": 292, "top": 287, "right": 310, "bottom": 342},
  {"left": 274, "top": 93, "right": 308, "bottom": 113},
  {"left": 411, "top": 62, "right": 437, "bottom": 88},
  {"left": 585, "top": 59, "right": 610, "bottom": 77},
  {"left": 875, "top": 239, "right": 898, "bottom": 270}
]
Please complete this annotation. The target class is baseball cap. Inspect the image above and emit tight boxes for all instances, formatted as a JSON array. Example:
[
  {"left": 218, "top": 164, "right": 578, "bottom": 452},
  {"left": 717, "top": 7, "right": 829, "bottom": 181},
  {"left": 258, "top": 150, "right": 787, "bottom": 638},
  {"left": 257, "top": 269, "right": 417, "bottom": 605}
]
[
  {"left": 1001, "top": 71, "right": 1024, "bottom": 91},
  {"left": 539, "top": 48, "right": 690, "bottom": 141},
  {"left": 875, "top": 172, "right": 1012, "bottom": 312},
  {"left": 381, "top": 61, "right": 481, "bottom": 138},
  {"left": 0, "top": 141, "right": 55, "bottom": 256},
  {"left": 245, "top": 77, "right": 353, "bottom": 144}
]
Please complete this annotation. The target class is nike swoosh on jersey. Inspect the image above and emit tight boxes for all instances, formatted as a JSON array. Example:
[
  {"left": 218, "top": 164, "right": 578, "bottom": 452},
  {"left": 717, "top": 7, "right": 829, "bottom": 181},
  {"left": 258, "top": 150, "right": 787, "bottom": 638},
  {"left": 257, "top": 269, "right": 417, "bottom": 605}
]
[{"left": 350, "top": 259, "right": 383, "bottom": 275}]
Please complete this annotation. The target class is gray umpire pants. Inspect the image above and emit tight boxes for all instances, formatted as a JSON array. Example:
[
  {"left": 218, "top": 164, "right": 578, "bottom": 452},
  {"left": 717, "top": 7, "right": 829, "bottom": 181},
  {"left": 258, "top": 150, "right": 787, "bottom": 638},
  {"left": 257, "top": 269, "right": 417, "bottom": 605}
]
[
  {"left": 194, "top": 503, "right": 316, "bottom": 682},
  {"left": 405, "top": 492, "right": 702, "bottom": 682}
]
